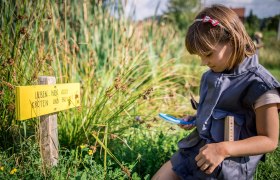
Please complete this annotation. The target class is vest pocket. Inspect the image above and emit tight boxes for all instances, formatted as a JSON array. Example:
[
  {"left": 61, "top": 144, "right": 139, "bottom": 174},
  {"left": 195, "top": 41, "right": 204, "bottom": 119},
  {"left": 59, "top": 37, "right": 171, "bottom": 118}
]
[
  {"left": 210, "top": 109, "right": 244, "bottom": 142},
  {"left": 217, "top": 157, "right": 249, "bottom": 180}
]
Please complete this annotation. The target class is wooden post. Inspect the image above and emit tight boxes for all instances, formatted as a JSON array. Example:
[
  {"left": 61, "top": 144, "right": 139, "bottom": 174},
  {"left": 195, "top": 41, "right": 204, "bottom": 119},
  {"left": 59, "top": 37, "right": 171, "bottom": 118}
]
[
  {"left": 38, "top": 76, "right": 59, "bottom": 168},
  {"left": 224, "top": 116, "right": 234, "bottom": 141}
]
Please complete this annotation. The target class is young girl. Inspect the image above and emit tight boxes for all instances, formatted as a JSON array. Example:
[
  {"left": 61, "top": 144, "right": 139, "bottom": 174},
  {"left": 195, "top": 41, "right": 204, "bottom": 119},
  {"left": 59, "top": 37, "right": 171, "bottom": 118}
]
[{"left": 152, "top": 4, "right": 280, "bottom": 180}]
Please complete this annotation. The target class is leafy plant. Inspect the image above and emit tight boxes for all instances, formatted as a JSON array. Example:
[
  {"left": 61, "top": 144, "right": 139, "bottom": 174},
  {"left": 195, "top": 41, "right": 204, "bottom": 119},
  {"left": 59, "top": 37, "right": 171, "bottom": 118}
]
[{"left": 1, "top": 0, "right": 279, "bottom": 179}]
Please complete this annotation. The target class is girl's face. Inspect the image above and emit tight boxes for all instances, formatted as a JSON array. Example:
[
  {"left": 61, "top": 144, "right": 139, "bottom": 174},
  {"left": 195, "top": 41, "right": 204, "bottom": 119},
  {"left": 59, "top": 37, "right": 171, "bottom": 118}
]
[{"left": 199, "top": 43, "right": 232, "bottom": 72}]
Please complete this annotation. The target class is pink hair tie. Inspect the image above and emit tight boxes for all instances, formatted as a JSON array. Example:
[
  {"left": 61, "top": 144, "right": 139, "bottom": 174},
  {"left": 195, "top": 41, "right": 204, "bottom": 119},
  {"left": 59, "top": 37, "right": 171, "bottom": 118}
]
[{"left": 194, "top": 16, "right": 225, "bottom": 28}]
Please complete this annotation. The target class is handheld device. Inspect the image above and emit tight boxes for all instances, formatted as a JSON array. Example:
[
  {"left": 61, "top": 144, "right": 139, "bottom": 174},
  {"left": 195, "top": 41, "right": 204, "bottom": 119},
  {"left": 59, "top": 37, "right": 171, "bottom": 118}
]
[{"left": 158, "top": 113, "right": 195, "bottom": 125}]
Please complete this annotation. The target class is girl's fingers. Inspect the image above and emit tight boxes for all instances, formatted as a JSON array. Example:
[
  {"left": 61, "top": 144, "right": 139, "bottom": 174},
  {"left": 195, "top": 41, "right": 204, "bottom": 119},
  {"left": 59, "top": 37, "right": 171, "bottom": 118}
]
[
  {"left": 182, "top": 115, "right": 195, "bottom": 121},
  {"left": 199, "top": 145, "right": 208, "bottom": 151},
  {"left": 178, "top": 115, "right": 196, "bottom": 130},
  {"left": 196, "top": 158, "right": 205, "bottom": 167},
  {"left": 179, "top": 124, "right": 195, "bottom": 130},
  {"left": 196, "top": 155, "right": 214, "bottom": 172},
  {"left": 201, "top": 163, "right": 210, "bottom": 171},
  {"left": 205, "top": 166, "right": 215, "bottom": 174}
]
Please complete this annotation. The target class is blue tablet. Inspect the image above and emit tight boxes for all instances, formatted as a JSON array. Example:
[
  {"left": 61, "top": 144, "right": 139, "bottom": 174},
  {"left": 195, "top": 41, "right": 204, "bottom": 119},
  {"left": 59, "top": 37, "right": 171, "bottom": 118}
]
[{"left": 159, "top": 113, "right": 195, "bottom": 125}]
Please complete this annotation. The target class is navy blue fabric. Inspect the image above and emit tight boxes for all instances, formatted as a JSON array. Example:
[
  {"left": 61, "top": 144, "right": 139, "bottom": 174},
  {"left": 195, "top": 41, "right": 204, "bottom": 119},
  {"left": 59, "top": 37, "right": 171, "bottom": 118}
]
[
  {"left": 172, "top": 54, "right": 280, "bottom": 179},
  {"left": 195, "top": 54, "right": 280, "bottom": 142},
  {"left": 172, "top": 130, "right": 222, "bottom": 180},
  {"left": 172, "top": 130, "right": 263, "bottom": 180}
]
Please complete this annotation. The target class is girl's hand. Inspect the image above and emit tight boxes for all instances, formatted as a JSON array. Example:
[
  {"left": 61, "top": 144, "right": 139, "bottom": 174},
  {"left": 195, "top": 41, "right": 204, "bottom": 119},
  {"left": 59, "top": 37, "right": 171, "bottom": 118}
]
[
  {"left": 178, "top": 115, "right": 196, "bottom": 130},
  {"left": 195, "top": 143, "right": 228, "bottom": 174}
]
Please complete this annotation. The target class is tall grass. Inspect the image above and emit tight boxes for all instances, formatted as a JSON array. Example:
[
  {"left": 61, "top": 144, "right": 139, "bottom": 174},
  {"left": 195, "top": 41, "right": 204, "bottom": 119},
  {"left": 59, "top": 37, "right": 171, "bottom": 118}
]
[
  {"left": 0, "top": 0, "right": 279, "bottom": 179},
  {"left": 0, "top": 0, "right": 50, "bottom": 150},
  {"left": 258, "top": 31, "right": 280, "bottom": 80},
  {"left": 0, "top": 0, "right": 202, "bottom": 178}
]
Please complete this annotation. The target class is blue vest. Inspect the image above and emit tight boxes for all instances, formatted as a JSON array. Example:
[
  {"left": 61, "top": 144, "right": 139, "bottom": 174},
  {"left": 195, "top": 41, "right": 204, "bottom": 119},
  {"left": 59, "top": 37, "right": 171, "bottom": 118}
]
[
  {"left": 195, "top": 54, "right": 280, "bottom": 143},
  {"left": 174, "top": 54, "right": 280, "bottom": 179}
]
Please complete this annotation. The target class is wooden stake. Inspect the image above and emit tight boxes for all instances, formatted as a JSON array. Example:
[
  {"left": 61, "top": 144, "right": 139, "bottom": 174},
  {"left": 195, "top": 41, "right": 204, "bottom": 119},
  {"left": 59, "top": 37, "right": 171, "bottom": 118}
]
[
  {"left": 224, "top": 116, "right": 234, "bottom": 141},
  {"left": 39, "top": 76, "right": 58, "bottom": 168}
]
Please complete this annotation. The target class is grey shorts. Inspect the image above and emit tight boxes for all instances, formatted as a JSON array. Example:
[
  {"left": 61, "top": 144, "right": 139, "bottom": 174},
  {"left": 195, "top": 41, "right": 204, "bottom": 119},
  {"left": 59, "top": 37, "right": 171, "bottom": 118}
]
[{"left": 171, "top": 130, "right": 263, "bottom": 180}]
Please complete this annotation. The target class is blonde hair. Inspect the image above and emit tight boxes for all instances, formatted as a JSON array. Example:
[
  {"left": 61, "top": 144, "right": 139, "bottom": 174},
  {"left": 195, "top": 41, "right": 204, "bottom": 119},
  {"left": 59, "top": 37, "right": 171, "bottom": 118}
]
[{"left": 185, "top": 4, "right": 256, "bottom": 70}]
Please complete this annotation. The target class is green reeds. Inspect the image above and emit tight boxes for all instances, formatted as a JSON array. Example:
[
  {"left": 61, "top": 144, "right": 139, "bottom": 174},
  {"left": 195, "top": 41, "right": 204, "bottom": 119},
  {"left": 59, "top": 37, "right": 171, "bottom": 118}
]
[
  {"left": 1, "top": 0, "right": 203, "bottom": 177},
  {"left": 0, "top": 0, "right": 51, "bottom": 149}
]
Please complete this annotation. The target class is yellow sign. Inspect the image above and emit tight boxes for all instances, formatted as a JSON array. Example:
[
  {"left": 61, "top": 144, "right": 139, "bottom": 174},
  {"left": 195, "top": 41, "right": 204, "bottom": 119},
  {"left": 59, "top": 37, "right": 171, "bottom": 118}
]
[{"left": 16, "top": 83, "right": 80, "bottom": 120}]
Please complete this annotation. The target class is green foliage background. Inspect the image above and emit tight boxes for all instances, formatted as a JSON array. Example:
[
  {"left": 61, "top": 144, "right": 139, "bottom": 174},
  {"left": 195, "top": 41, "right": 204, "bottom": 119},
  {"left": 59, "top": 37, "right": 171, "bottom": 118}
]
[{"left": 0, "top": 0, "right": 279, "bottom": 179}]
